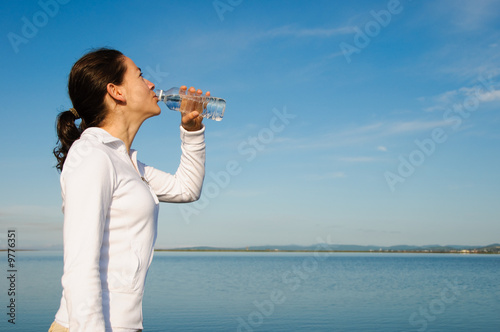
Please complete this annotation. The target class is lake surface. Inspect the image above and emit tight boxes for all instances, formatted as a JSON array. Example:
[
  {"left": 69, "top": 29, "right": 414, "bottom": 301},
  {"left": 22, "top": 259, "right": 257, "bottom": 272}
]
[{"left": 1, "top": 251, "right": 499, "bottom": 331}]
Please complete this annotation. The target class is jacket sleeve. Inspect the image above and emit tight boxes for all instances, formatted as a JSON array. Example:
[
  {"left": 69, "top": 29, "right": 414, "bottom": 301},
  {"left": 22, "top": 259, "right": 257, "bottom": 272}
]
[
  {"left": 60, "top": 142, "right": 115, "bottom": 331},
  {"left": 142, "top": 125, "right": 206, "bottom": 203}
]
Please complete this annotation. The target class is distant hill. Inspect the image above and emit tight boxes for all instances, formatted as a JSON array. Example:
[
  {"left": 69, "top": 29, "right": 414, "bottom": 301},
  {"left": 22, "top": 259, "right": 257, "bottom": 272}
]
[
  {"left": 157, "top": 243, "right": 500, "bottom": 253},
  {"left": 15, "top": 243, "right": 498, "bottom": 253}
]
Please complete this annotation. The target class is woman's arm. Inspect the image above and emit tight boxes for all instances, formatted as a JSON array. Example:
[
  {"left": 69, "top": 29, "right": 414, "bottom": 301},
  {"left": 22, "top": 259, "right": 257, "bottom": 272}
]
[{"left": 142, "top": 125, "right": 206, "bottom": 203}]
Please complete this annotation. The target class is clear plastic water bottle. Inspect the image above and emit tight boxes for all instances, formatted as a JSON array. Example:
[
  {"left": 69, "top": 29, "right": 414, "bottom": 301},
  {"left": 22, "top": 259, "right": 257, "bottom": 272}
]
[{"left": 156, "top": 87, "right": 226, "bottom": 121}]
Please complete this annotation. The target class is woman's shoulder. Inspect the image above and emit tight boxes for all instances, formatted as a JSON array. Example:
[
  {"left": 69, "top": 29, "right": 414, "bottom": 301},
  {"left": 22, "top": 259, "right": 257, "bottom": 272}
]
[
  {"left": 68, "top": 127, "right": 124, "bottom": 157},
  {"left": 68, "top": 130, "right": 111, "bottom": 160},
  {"left": 62, "top": 129, "right": 117, "bottom": 177}
]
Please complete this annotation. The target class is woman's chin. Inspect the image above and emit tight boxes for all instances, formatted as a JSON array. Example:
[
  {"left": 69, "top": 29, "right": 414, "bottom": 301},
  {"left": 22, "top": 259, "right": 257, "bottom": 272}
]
[{"left": 152, "top": 106, "right": 162, "bottom": 116}]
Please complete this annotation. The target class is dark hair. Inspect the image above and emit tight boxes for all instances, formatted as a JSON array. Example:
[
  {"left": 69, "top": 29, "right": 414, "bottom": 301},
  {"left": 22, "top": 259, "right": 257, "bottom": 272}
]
[{"left": 53, "top": 48, "right": 127, "bottom": 171}]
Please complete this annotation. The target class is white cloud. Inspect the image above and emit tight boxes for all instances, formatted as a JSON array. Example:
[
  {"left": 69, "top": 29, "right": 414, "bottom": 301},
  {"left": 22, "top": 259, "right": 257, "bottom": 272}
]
[
  {"left": 403, "top": 1, "right": 500, "bottom": 81},
  {"left": 265, "top": 25, "right": 355, "bottom": 38},
  {"left": 436, "top": 90, "right": 459, "bottom": 104},
  {"left": 377, "top": 146, "right": 388, "bottom": 152},
  {"left": 423, "top": 105, "right": 446, "bottom": 113},
  {"left": 0, "top": 205, "right": 60, "bottom": 221},
  {"left": 422, "top": 0, "right": 500, "bottom": 33},
  {"left": 338, "top": 156, "right": 375, "bottom": 162},
  {"left": 223, "top": 189, "right": 261, "bottom": 198},
  {"left": 305, "top": 172, "right": 346, "bottom": 181},
  {"left": 475, "top": 89, "right": 500, "bottom": 102},
  {"left": 294, "top": 119, "right": 456, "bottom": 151},
  {"left": 0, "top": 205, "right": 62, "bottom": 249},
  {"left": 328, "top": 51, "right": 347, "bottom": 59},
  {"left": 183, "top": 23, "right": 354, "bottom": 57},
  {"left": 423, "top": 81, "right": 500, "bottom": 113},
  {"left": 386, "top": 120, "right": 453, "bottom": 134}
]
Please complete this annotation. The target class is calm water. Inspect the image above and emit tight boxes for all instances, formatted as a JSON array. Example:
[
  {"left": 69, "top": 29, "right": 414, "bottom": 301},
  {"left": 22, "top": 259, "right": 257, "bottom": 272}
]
[{"left": 1, "top": 251, "right": 499, "bottom": 331}]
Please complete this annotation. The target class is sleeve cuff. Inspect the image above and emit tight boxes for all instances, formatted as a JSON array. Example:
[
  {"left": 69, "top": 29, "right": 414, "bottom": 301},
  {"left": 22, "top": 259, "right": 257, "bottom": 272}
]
[{"left": 179, "top": 125, "right": 205, "bottom": 144}]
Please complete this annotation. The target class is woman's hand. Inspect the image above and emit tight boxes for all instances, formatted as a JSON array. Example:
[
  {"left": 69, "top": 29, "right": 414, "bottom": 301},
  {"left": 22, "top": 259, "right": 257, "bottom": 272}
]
[{"left": 180, "top": 86, "right": 210, "bottom": 131}]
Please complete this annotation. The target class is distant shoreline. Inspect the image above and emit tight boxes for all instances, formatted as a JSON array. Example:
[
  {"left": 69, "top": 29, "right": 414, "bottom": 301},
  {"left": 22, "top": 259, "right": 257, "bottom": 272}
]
[
  {"left": 2, "top": 247, "right": 499, "bottom": 254},
  {"left": 154, "top": 249, "right": 499, "bottom": 254}
]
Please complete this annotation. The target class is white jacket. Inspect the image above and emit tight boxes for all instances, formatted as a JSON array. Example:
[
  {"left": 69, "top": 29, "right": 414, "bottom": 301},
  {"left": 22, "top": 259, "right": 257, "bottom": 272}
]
[{"left": 54, "top": 126, "right": 205, "bottom": 331}]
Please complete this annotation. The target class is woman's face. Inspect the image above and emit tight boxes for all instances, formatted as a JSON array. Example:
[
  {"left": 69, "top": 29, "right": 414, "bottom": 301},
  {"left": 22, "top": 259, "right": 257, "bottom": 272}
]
[{"left": 119, "top": 56, "right": 161, "bottom": 121}]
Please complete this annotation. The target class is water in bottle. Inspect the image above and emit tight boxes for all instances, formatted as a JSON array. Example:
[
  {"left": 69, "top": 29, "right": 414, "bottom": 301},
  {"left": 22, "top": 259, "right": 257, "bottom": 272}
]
[{"left": 156, "top": 87, "right": 226, "bottom": 121}]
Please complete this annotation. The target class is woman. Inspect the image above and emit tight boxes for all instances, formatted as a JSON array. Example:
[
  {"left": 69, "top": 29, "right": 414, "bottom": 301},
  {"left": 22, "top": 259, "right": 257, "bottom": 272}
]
[{"left": 49, "top": 48, "right": 207, "bottom": 331}]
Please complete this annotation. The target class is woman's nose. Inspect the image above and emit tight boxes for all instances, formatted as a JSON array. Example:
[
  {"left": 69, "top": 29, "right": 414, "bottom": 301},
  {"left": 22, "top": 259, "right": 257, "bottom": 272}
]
[{"left": 146, "top": 79, "right": 155, "bottom": 90}]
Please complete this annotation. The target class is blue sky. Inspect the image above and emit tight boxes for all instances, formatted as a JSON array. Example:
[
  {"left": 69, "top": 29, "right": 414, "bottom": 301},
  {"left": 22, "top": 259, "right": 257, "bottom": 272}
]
[{"left": 0, "top": 0, "right": 499, "bottom": 249}]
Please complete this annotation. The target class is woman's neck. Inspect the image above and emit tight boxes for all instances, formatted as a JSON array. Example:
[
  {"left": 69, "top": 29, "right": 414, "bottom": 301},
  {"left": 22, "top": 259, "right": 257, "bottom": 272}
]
[{"left": 99, "top": 115, "right": 143, "bottom": 154}]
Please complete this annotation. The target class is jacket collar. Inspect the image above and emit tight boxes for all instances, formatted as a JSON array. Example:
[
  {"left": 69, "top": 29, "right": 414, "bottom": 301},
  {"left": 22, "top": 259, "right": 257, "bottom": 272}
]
[
  {"left": 81, "top": 127, "right": 123, "bottom": 145},
  {"left": 81, "top": 127, "right": 136, "bottom": 159},
  {"left": 81, "top": 127, "right": 139, "bottom": 159}
]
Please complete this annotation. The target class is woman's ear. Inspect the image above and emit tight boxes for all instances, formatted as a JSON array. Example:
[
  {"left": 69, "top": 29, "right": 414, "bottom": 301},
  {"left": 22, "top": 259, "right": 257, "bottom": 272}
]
[{"left": 107, "top": 83, "right": 126, "bottom": 103}]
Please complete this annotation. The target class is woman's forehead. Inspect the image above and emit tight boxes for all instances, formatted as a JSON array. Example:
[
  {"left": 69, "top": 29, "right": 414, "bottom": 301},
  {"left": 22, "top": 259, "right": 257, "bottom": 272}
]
[{"left": 123, "top": 56, "right": 140, "bottom": 72}]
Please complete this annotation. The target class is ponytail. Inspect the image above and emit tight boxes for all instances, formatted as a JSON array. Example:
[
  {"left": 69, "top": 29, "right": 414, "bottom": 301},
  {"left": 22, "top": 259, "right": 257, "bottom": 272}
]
[
  {"left": 53, "top": 48, "right": 126, "bottom": 172},
  {"left": 53, "top": 109, "right": 83, "bottom": 171}
]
